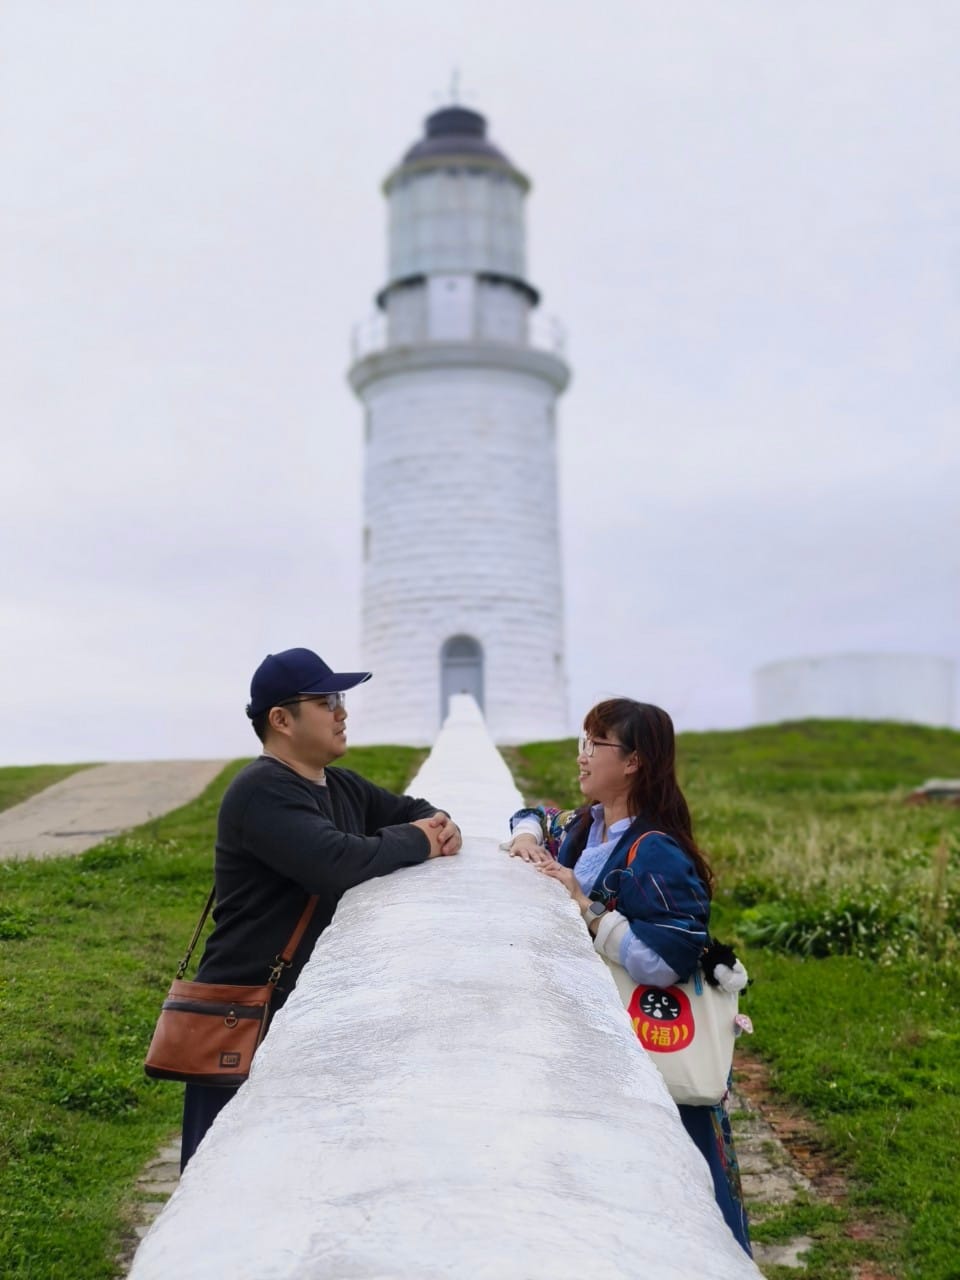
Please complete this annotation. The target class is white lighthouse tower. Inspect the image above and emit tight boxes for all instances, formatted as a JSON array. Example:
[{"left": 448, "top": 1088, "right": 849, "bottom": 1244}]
[{"left": 348, "top": 105, "right": 570, "bottom": 745}]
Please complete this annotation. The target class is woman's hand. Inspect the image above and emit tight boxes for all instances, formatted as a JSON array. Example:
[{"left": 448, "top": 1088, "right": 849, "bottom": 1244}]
[
  {"left": 507, "top": 834, "right": 552, "bottom": 865},
  {"left": 536, "top": 859, "right": 590, "bottom": 911}
]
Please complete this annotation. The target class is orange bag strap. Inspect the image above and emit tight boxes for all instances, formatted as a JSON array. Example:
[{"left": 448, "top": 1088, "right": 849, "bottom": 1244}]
[{"left": 624, "top": 830, "right": 667, "bottom": 869}]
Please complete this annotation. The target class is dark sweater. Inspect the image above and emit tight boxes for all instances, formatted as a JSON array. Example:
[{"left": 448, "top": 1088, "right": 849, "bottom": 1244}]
[{"left": 194, "top": 756, "right": 436, "bottom": 1001}]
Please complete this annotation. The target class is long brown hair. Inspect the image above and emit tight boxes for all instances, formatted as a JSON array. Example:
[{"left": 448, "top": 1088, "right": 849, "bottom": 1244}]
[{"left": 583, "top": 698, "right": 715, "bottom": 897}]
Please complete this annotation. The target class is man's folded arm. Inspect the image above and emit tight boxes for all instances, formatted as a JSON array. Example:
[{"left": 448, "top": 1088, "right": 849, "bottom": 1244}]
[
  {"left": 242, "top": 791, "right": 431, "bottom": 895},
  {"left": 361, "top": 778, "right": 440, "bottom": 831}
]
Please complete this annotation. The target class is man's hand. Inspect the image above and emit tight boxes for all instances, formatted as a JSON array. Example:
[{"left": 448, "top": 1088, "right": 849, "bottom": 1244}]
[
  {"left": 507, "top": 834, "right": 552, "bottom": 865},
  {"left": 411, "top": 813, "right": 462, "bottom": 858},
  {"left": 428, "top": 811, "right": 461, "bottom": 855}
]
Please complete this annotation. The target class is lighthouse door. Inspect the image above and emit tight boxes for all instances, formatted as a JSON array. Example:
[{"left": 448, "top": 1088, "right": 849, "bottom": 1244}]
[{"left": 440, "top": 635, "right": 484, "bottom": 719}]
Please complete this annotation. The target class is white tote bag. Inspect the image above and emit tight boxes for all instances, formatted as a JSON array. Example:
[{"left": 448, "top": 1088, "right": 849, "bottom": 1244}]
[{"left": 609, "top": 962, "right": 738, "bottom": 1106}]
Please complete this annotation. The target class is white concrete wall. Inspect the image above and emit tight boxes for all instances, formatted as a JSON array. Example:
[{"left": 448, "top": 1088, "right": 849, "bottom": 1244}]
[
  {"left": 755, "top": 653, "right": 956, "bottom": 726},
  {"left": 130, "top": 696, "right": 760, "bottom": 1280},
  {"left": 354, "top": 363, "right": 568, "bottom": 745}
]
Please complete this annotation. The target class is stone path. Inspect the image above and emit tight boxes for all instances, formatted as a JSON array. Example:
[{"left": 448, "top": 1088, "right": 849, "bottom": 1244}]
[
  {"left": 730, "top": 1081, "right": 816, "bottom": 1272},
  {"left": 0, "top": 760, "right": 230, "bottom": 860},
  {"left": 119, "top": 1136, "right": 182, "bottom": 1270}
]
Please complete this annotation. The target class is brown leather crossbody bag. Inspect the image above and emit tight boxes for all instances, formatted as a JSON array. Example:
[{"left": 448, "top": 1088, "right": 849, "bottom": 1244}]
[{"left": 144, "top": 889, "right": 318, "bottom": 1087}]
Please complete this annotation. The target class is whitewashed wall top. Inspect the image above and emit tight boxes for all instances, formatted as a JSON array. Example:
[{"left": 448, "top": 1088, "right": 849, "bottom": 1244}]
[{"left": 130, "top": 696, "right": 759, "bottom": 1279}]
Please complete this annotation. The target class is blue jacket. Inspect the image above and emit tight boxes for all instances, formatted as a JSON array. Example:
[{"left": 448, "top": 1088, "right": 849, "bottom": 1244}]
[{"left": 512, "top": 807, "right": 710, "bottom": 980}]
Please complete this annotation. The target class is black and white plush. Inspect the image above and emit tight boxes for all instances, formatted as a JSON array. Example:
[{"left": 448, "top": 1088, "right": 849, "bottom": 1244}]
[{"left": 700, "top": 939, "right": 749, "bottom": 993}]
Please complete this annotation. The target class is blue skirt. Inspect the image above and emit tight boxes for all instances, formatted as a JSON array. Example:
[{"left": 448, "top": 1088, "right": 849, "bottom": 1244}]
[{"left": 678, "top": 1102, "right": 752, "bottom": 1255}]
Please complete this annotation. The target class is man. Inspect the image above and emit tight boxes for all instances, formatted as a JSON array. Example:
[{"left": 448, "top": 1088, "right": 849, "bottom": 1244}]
[{"left": 180, "top": 646, "right": 461, "bottom": 1169}]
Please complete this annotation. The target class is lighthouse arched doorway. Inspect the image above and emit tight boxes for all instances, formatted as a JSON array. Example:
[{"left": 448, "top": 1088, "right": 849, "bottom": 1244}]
[{"left": 440, "top": 634, "right": 484, "bottom": 720}]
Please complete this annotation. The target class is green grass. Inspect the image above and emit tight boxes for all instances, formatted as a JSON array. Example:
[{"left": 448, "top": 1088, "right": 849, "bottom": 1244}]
[
  {"left": 505, "top": 720, "right": 960, "bottom": 1280},
  {"left": 4, "top": 727, "right": 957, "bottom": 1278},
  {"left": 0, "top": 745, "right": 426, "bottom": 1280},
  {"left": 0, "top": 764, "right": 95, "bottom": 814}
]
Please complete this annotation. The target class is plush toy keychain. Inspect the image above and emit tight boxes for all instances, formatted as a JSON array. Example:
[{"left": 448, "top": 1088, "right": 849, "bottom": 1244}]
[{"left": 700, "top": 939, "right": 749, "bottom": 993}]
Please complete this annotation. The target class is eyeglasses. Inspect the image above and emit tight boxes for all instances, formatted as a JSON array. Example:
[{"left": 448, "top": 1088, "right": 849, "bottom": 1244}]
[
  {"left": 281, "top": 691, "right": 346, "bottom": 712},
  {"left": 578, "top": 733, "right": 623, "bottom": 757}
]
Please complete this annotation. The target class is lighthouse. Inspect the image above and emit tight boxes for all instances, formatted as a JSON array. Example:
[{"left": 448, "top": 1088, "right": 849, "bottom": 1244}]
[{"left": 348, "top": 105, "right": 570, "bottom": 745}]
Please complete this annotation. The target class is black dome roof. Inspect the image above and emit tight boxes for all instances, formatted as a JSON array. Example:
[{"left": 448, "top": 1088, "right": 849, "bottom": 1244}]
[
  {"left": 385, "top": 105, "right": 529, "bottom": 192},
  {"left": 402, "top": 106, "right": 510, "bottom": 165}
]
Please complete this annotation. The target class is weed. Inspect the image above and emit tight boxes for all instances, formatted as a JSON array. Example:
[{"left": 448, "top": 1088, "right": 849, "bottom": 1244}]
[
  {"left": 0, "top": 906, "right": 35, "bottom": 940},
  {"left": 50, "top": 1064, "right": 142, "bottom": 1118},
  {"left": 748, "top": 1193, "right": 843, "bottom": 1243}
]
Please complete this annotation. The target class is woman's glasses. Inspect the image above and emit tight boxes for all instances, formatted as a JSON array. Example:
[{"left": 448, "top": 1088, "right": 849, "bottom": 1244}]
[{"left": 578, "top": 733, "right": 623, "bottom": 757}]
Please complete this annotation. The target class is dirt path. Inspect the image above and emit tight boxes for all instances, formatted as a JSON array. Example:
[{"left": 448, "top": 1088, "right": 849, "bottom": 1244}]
[{"left": 0, "top": 760, "right": 230, "bottom": 860}]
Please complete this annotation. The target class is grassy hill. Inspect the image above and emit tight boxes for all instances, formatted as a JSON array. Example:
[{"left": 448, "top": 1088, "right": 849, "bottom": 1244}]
[
  {"left": 506, "top": 720, "right": 960, "bottom": 1279},
  {"left": 1, "top": 725, "right": 957, "bottom": 1278}
]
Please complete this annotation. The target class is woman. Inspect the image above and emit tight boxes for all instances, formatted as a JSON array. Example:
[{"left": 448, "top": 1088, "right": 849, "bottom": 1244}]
[{"left": 507, "top": 698, "right": 751, "bottom": 1255}]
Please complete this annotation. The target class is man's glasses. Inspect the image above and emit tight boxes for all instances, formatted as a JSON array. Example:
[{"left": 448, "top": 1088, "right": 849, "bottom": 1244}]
[
  {"left": 578, "top": 733, "right": 623, "bottom": 757},
  {"left": 282, "top": 691, "right": 346, "bottom": 712}
]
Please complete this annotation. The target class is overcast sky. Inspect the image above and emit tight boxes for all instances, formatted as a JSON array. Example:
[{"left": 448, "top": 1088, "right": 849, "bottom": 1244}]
[{"left": 1, "top": 1, "right": 957, "bottom": 764}]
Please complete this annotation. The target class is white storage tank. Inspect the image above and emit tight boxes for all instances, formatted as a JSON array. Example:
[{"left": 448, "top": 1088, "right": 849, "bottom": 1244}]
[{"left": 754, "top": 653, "right": 956, "bottom": 726}]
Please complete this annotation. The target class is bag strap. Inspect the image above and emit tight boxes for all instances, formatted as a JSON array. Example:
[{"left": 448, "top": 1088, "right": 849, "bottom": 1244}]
[
  {"left": 175, "top": 887, "right": 217, "bottom": 980},
  {"left": 624, "top": 829, "right": 666, "bottom": 868},
  {"left": 267, "top": 893, "right": 320, "bottom": 986},
  {"left": 174, "top": 887, "right": 319, "bottom": 986}
]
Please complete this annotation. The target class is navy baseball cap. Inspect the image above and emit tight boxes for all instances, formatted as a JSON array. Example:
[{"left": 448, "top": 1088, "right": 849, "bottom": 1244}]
[{"left": 246, "top": 648, "right": 372, "bottom": 719}]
